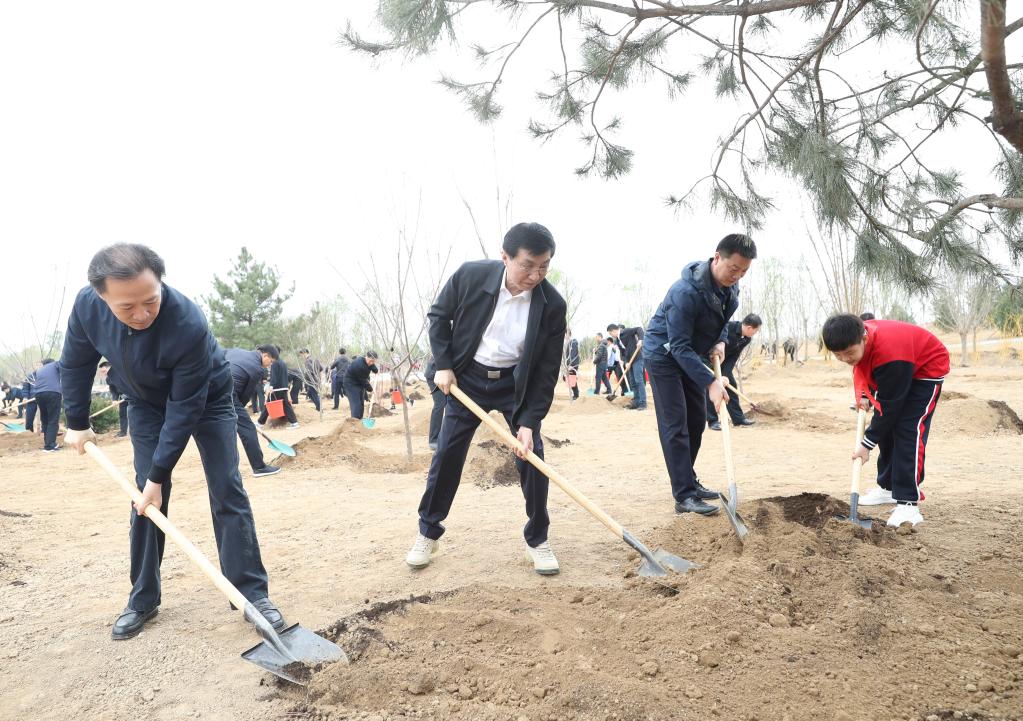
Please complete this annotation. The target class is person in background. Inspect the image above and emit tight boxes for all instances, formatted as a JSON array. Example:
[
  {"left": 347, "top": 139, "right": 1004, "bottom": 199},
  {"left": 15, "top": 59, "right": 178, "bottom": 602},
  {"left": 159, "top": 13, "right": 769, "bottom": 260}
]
[
  {"left": 606, "top": 324, "right": 629, "bottom": 398},
  {"left": 329, "top": 347, "right": 351, "bottom": 410},
  {"left": 98, "top": 361, "right": 129, "bottom": 437},
  {"left": 563, "top": 329, "right": 580, "bottom": 401},
  {"left": 620, "top": 324, "right": 646, "bottom": 410},
  {"left": 22, "top": 361, "right": 41, "bottom": 430},
  {"left": 706, "top": 313, "right": 762, "bottom": 431},
  {"left": 344, "top": 350, "right": 379, "bottom": 419},
  {"left": 258, "top": 347, "right": 299, "bottom": 428},
  {"left": 592, "top": 332, "right": 611, "bottom": 395},
  {"left": 226, "top": 345, "right": 283, "bottom": 478},
  {"left": 34, "top": 358, "right": 62, "bottom": 452},
  {"left": 298, "top": 348, "right": 322, "bottom": 412}
]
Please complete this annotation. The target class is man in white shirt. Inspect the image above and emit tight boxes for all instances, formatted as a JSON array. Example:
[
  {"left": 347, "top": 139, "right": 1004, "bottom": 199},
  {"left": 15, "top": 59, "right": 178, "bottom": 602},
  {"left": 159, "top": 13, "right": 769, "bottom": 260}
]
[{"left": 406, "top": 223, "right": 568, "bottom": 575}]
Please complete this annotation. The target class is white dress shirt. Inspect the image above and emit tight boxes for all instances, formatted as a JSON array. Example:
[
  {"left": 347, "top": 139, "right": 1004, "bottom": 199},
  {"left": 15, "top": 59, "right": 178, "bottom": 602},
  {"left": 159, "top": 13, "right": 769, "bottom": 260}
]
[
  {"left": 607, "top": 343, "right": 619, "bottom": 366},
  {"left": 474, "top": 270, "right": 532, "bottom": 368}
]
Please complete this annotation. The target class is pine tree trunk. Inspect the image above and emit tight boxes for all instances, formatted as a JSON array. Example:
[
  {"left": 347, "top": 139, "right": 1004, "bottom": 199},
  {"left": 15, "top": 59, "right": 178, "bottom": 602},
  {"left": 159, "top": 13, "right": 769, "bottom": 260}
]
[{"left": 960, "top": 332, "right": 969, "bottom": 367}]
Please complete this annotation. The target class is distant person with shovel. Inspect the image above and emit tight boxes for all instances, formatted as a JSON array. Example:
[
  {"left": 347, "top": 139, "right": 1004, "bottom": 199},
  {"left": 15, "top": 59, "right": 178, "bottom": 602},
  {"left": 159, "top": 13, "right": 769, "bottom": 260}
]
[
  {"left": 822, "top": 314, "right": 949, "bottom": 528},
  {"left": 258, "top": 349, "right": 299, "bottom": 428},
  {"left": 343, "top": 350, "right": 379, "bottom": 419},
  {"left": 59, "top": 243, "right": 287, "bottom": 641},
  {"left": 406, "top": 222, "right": 567, "bottom": 575},
  {"left": 644, "top": 233, "right": 758, "bottom": 516},
  {"left": 620, "top": 324, "right": 646, "bottom": 410},
  {"left": 98, "top": 361, "right": 129, "bottom": 437},
  {"left": 563, "top": 329, "right": 580, "bottom": 401},
  {"left": 226, "top": 346, "right": 282, "bottom": 478},
  {"left": 705, "top": 313, "right": 762, "bottom": 431}
]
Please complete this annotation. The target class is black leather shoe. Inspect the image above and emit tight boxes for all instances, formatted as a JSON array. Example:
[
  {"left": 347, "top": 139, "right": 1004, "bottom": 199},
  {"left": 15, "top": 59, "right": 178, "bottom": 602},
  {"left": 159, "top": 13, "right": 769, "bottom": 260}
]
[
  {"left": 693, "top": 479, "right": 719, "bottom": 500},
  {"left": 735, "top": 417, "right": 756, "bottom": 426},
  {"left": 111, "top": 607, "right": 158, "bottom": 640},
  {"left": 252, "top": 597, "right": 286, "bottom": 631},
  {"left": 708, "top": 421, "right": 722, "bottom": 431},
  {"left": 675, "top": 497, "right": 720, "bottom": 515}
]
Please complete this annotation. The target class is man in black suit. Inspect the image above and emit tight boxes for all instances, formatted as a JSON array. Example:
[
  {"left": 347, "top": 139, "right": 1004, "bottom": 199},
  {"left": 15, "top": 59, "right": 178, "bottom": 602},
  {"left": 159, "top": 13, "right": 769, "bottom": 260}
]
[
  {"left": 407, "top": 223, "right": 567, "bottom": 576},
  {"left": 706, "top": 313, "right": 762, "bottom": 430}
]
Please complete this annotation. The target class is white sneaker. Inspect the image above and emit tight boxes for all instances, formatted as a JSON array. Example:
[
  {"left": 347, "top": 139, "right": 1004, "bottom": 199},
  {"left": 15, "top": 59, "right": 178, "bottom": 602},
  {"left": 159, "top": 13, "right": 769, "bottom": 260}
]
[
  {"left": 525, "top": 541, "right": 560, "bottom": 576},
  {"left": 288, "top": 422, "right": 300, "bottom": 429},
  {"left": 405, "top": 534, "right": 439, "bottom": 569},
  {"left": 859, "top": 486, "right": 895, "bottom": 506},
  {"left": 886, "top": 503, "right": 923, "bottom": 528}
]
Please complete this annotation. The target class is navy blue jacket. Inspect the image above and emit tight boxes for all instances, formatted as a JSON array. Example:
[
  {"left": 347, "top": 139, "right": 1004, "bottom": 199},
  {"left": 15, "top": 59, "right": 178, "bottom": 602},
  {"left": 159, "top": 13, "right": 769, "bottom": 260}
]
[
  {"left": 33, "top": 361, "right": 62, "bottom": 395},
  {"left": 344, "top": 356, "right": 378, "bottom": 393},
  {"left": 60, "top": 283, "right": 232, "bottom": 484},
  {"left": 643, "top": 259, "right": 739, "bottom": 388},
  {"left": 225, "top": 348, "right": 265, "bottom": 404}
]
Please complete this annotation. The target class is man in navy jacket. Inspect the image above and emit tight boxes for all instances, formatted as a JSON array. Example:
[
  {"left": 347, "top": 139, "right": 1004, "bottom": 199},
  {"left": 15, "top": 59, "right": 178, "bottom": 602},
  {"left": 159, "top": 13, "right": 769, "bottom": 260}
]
[
  {"left": 33, "top": 358, "right": 62, "bottom": 452},
  {"left": 643, "top": 234, "right": 757, "bottom": 515},
  {"left": 226, "top": 346, "right": 281, "bottom": 477},
  {"left": 705, "top": 313, "right": 761, "bottom": 430},
  {"left": 60, "top": 243, "right": 285, "bottom": 641}
]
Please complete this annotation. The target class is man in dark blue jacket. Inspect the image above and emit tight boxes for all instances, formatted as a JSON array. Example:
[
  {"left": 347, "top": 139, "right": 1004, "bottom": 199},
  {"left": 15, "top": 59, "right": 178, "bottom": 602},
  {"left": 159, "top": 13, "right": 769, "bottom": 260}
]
[
  {"left": 344, "top": 352, "right": 379, "bottom": 419},
  {"left": 258, "top": 351, "right": 299, "bottom": 427},
  {"left": 21, "top": 362, "right": 40, "bottom": 428},
  {"left": 643, "top": 234, "right": 757, "bottom": 515},
  {"left": 329, "top": 348, "right": 351, "bottom": 410},
  {"left": 33, "top": 358, "right": 62, "bottom": 452},
  {"left": 226, "top": 346, "right": 282, "bottom": 478},
  {"left": 706, "top": 313, "right": 762, "bottom": 430},
  {"left": 60, "top": 243, "right": 286, "bottom": 641}
]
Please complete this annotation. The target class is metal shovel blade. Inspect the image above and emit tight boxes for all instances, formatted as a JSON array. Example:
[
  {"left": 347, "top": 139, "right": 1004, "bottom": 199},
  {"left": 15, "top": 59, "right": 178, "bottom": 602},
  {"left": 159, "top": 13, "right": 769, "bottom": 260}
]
[
  {"left": 241, "top": 623, "right": 349, "bottom": 685},
  {"left": 361, "top": 418, "right": 376, "bottom": 429},
  {"left": 719, "top": 485, "right": 749, "bottom": 541},
  {"left": 267, "top": 438, "right": 296, "bottom": 457},
  {"left": 1, "top": 421, "right": 25, "bottom": 433},
  {"left": 836, "top": 492, "right": 873, "bottom": 530},
  {"left": 624, "top": 529, "right": 698, "bottom": 578}
]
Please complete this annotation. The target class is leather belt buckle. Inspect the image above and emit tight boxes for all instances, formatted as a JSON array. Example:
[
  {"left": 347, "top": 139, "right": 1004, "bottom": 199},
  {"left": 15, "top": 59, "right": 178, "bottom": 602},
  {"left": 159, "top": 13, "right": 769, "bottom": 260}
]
[{"left": 487, "top": 370, "right": 501, "bottom": 379}]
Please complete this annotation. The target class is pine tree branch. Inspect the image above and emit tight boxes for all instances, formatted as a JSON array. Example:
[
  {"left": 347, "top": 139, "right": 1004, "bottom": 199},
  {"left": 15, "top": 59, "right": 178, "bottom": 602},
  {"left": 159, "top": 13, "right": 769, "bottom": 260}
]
[
  {"left": 981, "top": 0, "right": 1023, "bottom": 153},
  {"left": 522, "top": 0, "right": 837, "bottom": 19}
]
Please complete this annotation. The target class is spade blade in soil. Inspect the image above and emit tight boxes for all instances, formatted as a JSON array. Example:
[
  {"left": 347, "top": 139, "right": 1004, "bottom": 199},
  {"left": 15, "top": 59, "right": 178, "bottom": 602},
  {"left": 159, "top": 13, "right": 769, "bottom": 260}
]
[
  {"left": 836, "top": 492, "right": 873, "bottom": 530},
  {"left": 719, "top": 485, "right": 749, "bottom": 541},
  {"left": 361, "top": 418, "right": 376, "bottom": 429},
  {"left": 1, "top": 421, "right": 25, "bottom": 433},
  {"left": 241, "top": 623, "right": 348, "bottom": 685},
  {"left": 625, "top": 529, "right": 697, "bottom": 577},
  {"left": 267, "top": 438, "right": 296, "bottom": 457}
]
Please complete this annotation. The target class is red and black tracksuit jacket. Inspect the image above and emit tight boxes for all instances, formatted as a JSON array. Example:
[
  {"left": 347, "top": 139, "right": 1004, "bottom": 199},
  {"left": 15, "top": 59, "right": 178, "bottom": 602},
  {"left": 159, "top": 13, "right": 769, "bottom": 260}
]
[{"left": 853, "top": 320, "right": 950, "bottom": 502}]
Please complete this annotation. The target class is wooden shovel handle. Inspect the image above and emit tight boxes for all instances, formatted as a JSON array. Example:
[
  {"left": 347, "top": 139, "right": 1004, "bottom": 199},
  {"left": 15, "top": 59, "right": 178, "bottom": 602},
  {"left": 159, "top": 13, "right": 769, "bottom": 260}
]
[
  {"left": 712, "top": 357, "right": 738, "bottom": 487},
  {"left": 84, "top": 442, "right": 250, "bottom": 610},
  {"left": 851, "top": 408, "right": 867, "bottom": 494},
  {"left": 448, "top": 384, "right": 625, "bottom": 539},
  {"left": 608, "top": 346, "right": 642, "bottom": 394},
  {"left": 89, "top": 399, "right": 123, "bottom": 419}
]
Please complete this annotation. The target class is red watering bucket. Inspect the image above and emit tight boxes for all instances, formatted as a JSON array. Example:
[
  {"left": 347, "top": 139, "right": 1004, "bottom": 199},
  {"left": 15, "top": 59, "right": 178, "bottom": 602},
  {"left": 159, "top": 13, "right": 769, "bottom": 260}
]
[
  {"left": 266, "top": 399, "right": 285, "bottom": 419},
  {"left": 391, "top": 390, "right": 403, "bottom": 406}
]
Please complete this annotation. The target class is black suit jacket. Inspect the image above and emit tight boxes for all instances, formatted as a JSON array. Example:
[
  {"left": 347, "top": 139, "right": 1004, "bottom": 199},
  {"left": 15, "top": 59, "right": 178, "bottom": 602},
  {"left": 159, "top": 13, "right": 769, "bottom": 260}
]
[{"left": 428, "top": 259, "right": 567, "bottom": 429}]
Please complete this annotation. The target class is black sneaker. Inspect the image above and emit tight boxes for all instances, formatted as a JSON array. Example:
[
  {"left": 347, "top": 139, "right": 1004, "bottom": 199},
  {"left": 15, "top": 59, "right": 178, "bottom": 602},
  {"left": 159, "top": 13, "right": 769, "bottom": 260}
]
[
  {"left": 708, "top": 421, "right": 722, "bottom": 431},
  {"left": 734, "top": 417, "right": 756, "bottom": 426},
  {"left": 693, "top": 479, "right": 719, "bottom": 500},
  {"left": 675, "top": 497, "right": 720, "bottom": 515},
  {"left": 253, "top": 465, "right": 282, "bottom": 477}
]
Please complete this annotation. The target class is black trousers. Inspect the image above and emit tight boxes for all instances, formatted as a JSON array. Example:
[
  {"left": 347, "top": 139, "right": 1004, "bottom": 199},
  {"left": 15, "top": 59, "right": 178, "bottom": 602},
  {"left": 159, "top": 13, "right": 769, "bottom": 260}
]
[
  {"left": 417, "top": 363, "right": 550, "bottom": 547},
  {"left": 126, "top": 390, "right": 270, "bottom": 612},
  {"left": 594, "top": 362, "right": 611, "bottom": 394},
  {"left": 610, "top": 362, "right": 628, "bottom": 393},
  {"left": 304, "top": 383, "right": 321, "bottom": 411},
  {"left": 36, "top": 391, "right": 61, "bottom": 450},
  {"left": 251, "top": 384, "right": 264, "bottom": 414},
  {"left": 705, "top": 363, "right": 745, "bottom": 424},
  {"left": 289, "top": 378, "right": 301, "bottom": 404},
  {"left": 235, "top": 398, "right": 266, "bottom": 471},
  {"left": 428, "top": 387, "right": 446, "bottom": 445},
  {"left": 874, "top": 380, "right": 942, "bottom": 503},
  {"left": 344, "top": 380, "right": 367, "bottom": 419},
  {"left": 116, "top": 399, "right": 129, "bottom": 434},
  {"left": 257, "top": 390, "right": 297, "bottom": 424},
  {"left": 332, "top": 375, "right": 345, "bottom": 409},
  {"left": 646, "top": 353, "right": 707, "bottom": 502},
  {"left": 24, "top": 400, "right": 36, "bottom": 430},
  {"left": 567, "top": 369, "right": 579, "bottom": 399}
]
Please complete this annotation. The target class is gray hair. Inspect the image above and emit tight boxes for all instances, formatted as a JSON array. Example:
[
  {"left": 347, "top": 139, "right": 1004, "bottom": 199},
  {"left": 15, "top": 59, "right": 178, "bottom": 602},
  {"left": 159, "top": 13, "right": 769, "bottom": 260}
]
[{"left": 88, "top": 243, "right": 166, "bottom": 293}]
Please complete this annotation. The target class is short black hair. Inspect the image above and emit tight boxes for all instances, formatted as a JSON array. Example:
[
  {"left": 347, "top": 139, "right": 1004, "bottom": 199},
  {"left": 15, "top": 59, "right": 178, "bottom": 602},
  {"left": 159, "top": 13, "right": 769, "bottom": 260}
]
[
  {"left": 606, "top": 324, "right": 619, "bottom": 333},
  {"left": 338, "top": 347, "right": 346, "bottom": 355},
  {"left": 822, "top": 314, "right": 865, "bottom": 351},
  {"left": 502, "top": 222, "right": 556, "bottom": 259},
  {"left": 88, "top": 243, "right": 166, "bottom": 294},
  {"left": 299, "top": 348, "right": 310, "bottom": 354},
  {"left": 256, "top": 344, "right": 279, "bottom": 359},
  {"left": 596, "top": 332, "right": 603, "bottom": 338},
  {"left": 716, "top": 234, "right": 757, "bottom": 260},
  {"left": 365, "top": 350, "right": 379, "bottom": 359},
  {"left": 859, "top": 312, "right": 875, "bottom": 321},
  {"left": 742, "top": 313, "right": 762, "bottom": 328}
]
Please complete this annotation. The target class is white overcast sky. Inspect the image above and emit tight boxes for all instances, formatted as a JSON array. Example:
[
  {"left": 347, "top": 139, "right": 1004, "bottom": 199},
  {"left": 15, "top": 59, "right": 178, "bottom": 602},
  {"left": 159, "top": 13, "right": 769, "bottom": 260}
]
[{"left": 0, "top": 2, "right": 1012, "bottom": 351}]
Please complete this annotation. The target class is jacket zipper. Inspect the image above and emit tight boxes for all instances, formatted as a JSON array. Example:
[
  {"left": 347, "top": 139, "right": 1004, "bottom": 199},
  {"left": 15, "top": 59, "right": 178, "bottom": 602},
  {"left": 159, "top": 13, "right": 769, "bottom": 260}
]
[{"left": 121, "top": 328, "right": 143, "bottom": 400}]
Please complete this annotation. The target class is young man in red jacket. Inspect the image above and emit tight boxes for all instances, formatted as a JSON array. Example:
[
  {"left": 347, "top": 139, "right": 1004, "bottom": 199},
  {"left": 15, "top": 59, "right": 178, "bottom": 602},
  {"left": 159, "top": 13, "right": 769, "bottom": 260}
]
[{"left": 822, "top": 314, "right": 950, "bottom": 528}]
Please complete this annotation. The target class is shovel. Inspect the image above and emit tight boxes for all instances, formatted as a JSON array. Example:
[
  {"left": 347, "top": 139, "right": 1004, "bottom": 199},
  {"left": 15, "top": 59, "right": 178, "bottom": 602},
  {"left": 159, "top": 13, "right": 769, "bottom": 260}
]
[
  {"left": 712, "top": 357, "right": 750, "bottom": 541},
  {"left": 719, "top": 381, "right": 779, "bottom": 417},
  {"left": 449, "top": 385, "right": 695, "bottom": 577},
  {"left": 257, "top": 428, "right": 296, "bottom": 457},
  {"left": 361, "top": 377, "right": 379, "bottom": 429},
  {"left": 836, "top": 408, "right": 873, "bottom": 530},
  {"left": 605, "top": 347, "right": 638, "bottom": 398},
  {"left": 89, "top": 399, "right": 123, "bottom": 419},
  {"left": 83, "top": 441, "right": 347, "bottom": 684}
]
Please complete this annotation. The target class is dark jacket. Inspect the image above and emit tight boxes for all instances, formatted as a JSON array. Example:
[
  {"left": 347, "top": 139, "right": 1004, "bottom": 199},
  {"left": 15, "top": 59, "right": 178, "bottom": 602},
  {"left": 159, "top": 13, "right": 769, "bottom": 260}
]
[
  {"left": 344, "top": 356, "right": 378, "bottom": 392},
  {"left": 60, "top": 283, "right": 232, "bottom": 484},
  {"left": 268, "top": 358, "right": 289, "bottom": 391},
  {"left": 425, "top": 357, "right": 438, "bottom": 393},
  {"left": 643, "top": 259, "right": 739, "bottom": 388},
  {"left": 302, "top": 357, "right": 323, "bottom": 385},
  {"left": 330, "top": 354, "right": 350, "bottom": 383},
  {"left": 225, "top": 348, "right": 265, "bottom": 404},
  {"left": 428, "top": 259, "right": 567, "bottom": 429},
  {"left": 593, "top": 342, "right": 608, "bottom": 366},
  {"left": 620, "top": 327, "right": 645, "bottom": 361},
  {"left": 564, "top": 338, "right": 580, "bottom": 369},
  {"left": 33, "top": 361, "right": 62, "bottom": 395}
]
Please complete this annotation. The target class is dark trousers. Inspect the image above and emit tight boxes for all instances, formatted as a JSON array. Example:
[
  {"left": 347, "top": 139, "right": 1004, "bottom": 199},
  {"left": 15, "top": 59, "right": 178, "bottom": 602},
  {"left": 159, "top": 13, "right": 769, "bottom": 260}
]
[
  {"left": 24, "top": 400, "right": 36, "bottom": 430},
  {"left": 567, "top": 369, "right": 579, "bottom": 399},
  {"left": 125, "top": 391, "right": 270, "bottom": 612},
  {"left": 428, "top": 387, "right": 446, "bottom": 445},
  {"left": 36, "top": 391, "right": 61, "bottom": 450},
  {"left": 251, "top": 384, "right": 264, "bottom": 414},
  {"left": 628, "top": 357, "right": 647, "bottom": 407},
  {"left": 331, "top": 376, "right": 346, "bottom": 409},
  {"left": 594, "top": 362, "right": 611, "bottom": 394},
  {"left": 257, "top": 390, "right": 297, "bottom": 424},
  {"left": 647, "top": 353, "right": 707, "bottom": 502},
  {"left": 610, "top": 362, "right": 628, "bottom": 393},
  {"left": 304, "top": 383, "right": 321, "bottom": 412},
  {"left": 289, "top": 378, "right": 301, "bottom": 404},
  {"left": 417, "top": 364, "right": 550, "bottom": 547},
  {"left": 344, "top": 381, "right": 367, "bottom": 419},
  {"left": 117, "top": 400, "right": 129, "bottom": 434},
  {"left": 706, "top": 363, "right": 744, "bottom": 424},
  {"left": 875, "top": 380, "right": 942, "bottom": 503},
  {"left": 235, "top": 398, "right": 266, "bottom": 471}
]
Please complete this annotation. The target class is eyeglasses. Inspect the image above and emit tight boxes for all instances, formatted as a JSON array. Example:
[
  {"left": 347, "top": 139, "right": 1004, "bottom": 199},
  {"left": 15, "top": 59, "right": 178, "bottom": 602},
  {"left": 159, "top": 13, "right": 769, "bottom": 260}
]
[{"left": 515, "top": 261, "right": 550, "bottom": 277}]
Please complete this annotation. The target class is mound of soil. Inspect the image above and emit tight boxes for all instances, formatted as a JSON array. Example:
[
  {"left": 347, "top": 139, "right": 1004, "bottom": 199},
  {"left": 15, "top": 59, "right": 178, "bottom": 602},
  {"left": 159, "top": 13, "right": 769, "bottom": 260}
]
[
  {"left": 467, "top": 440, "right": 520, "bottom": 489},
  {"left": 934, "top": 398, "right": 1023, "bottom": 435},
  {"left": 745, "top": 395, "right": 849, "bottom": 433},
  {"left": 0, "top": 431, "right": 41, "bottom": 455},
  {"left": 277, "top": 420, "right": 430, "bottom": 474},
  {"left": 274, "top": 494, "right": 1020, "bottom": 721}
]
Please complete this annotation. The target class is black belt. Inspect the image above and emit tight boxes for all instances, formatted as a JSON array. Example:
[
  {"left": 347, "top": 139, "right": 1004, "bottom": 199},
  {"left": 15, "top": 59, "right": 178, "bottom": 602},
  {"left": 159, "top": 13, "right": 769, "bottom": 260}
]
[{"left": 469, "top": 360, "right": 516, "bottom": 379}]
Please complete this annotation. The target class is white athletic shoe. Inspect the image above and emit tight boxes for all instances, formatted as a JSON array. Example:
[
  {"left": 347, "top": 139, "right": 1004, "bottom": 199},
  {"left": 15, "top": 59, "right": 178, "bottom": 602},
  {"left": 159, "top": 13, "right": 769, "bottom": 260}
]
[
  {"left": 859, "top": 486, "right": 896, "bottom": 506},
  {"left": 525, "top": 541, "right": 560, "bottom": 576},
  {"left": 405, "top": 534, "right": 439, "bottom": 569},
  {"left": 886, "top": 503, "right": 923, "bottom": 528}
]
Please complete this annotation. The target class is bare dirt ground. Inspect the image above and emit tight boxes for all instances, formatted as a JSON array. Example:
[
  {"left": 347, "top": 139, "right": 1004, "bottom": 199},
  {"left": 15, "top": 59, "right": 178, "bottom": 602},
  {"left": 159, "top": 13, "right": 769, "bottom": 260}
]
[{"left": 1, "top": 356, "right": 1022, "bottom": 721}]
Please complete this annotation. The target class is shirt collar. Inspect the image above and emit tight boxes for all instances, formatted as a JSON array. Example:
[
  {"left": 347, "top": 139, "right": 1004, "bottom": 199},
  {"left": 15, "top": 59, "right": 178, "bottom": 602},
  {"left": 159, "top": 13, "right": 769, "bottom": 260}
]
[{"left": 500, "top": 269, "right": 533, "bottom": 302}]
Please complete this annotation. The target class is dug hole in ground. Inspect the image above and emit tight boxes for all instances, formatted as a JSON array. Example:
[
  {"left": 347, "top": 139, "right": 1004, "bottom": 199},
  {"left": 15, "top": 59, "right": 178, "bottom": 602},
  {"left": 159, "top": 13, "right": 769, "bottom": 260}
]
[{"left": 1, "top": 358, "right": 1021, "bottom": 721}]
